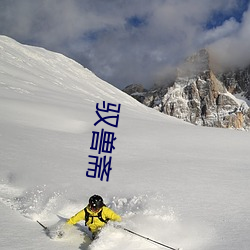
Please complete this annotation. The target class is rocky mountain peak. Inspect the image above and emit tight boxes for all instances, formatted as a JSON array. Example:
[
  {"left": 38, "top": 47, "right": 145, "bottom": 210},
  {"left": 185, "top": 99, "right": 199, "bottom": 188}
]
[
  {"left": 177, "top": 48, "right": 210, "bottom": 78},
  {"left": 123, "top": 49, "right": 250, "bottom": 130}
]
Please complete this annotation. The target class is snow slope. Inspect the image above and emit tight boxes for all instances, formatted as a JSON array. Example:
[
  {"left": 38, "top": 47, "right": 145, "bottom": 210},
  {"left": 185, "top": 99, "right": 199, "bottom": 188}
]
[{"left": 0, "top": 35, "right": 250, "bottom": 250}]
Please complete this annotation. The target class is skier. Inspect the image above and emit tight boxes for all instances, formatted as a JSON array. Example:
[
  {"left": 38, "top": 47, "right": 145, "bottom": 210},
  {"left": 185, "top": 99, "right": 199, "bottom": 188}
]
[{"left": 66, "top": 194, "right": 121, "bottom": 239}]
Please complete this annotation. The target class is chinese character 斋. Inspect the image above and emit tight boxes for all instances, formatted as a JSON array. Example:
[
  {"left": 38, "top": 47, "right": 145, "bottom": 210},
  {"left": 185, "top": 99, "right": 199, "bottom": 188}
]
[
  {"left": 86, "top": 101, "right": 121, "bottom": 182},
  {"left": 86, "top": 155, "right": 112, "bottom": 182}
]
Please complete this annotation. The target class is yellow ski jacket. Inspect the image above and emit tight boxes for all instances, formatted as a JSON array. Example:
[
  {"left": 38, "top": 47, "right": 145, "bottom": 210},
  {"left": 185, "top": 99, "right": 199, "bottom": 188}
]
[{"left": 67, "top": 206, "right": 121, "bottom": 233}]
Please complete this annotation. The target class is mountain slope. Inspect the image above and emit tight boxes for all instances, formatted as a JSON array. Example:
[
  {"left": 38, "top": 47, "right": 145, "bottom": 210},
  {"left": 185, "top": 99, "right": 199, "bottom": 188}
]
[{"left": 0, "top": 36, "right": 250, "bottom": 250}]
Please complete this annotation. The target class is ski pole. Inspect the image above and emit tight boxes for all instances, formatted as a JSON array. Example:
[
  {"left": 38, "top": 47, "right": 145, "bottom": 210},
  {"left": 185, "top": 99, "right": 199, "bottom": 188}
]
[
  {"left": 122, "top": 227, "right": 180, "bottom": 250},
  {"left": 37, "top": 220, "right": 48, "bottom": 231}
]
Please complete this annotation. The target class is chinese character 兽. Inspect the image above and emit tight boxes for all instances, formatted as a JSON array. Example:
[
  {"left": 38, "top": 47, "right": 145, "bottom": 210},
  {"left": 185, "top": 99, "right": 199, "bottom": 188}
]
[{"left": 90, "top": 129, "right": 116, "bottom": 154}]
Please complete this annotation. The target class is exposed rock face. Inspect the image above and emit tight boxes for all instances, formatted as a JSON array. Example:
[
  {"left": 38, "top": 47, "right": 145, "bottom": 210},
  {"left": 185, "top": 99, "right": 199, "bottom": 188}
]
[
  {"left": 217, "top": 66, "right": 250, "bottom": 99},
  {"left": 123, "top": 84, "right": 147, "bottom": 103},
  {"left": 123, "top": 49, "right": 250, "bottom": 130}
]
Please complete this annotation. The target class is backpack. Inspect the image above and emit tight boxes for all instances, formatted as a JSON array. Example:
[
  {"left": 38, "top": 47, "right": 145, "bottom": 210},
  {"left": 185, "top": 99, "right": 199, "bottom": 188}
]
[{"left": 84, "top": 206, "right": 109, "bottom": 226}]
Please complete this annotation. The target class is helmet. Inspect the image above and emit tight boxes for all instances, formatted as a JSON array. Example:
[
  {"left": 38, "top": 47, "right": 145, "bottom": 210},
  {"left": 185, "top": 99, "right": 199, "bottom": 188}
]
[{"left": 89, "top": 195, "right": 104, "bottom": 211}]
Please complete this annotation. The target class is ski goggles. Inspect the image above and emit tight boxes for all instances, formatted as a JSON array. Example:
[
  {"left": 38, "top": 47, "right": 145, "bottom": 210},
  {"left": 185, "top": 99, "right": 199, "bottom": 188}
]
[{"left": 89, "top": 205, "right": 101, "bottom": 212}]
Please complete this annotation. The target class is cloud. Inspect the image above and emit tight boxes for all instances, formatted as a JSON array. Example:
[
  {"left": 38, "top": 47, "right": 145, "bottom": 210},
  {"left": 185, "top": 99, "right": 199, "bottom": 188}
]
[
  {"left": 209, "top": 4, "right": 250, "bottom": 69},
  {"left": 200, "top": 18, "right": 240, "bottom": 45},
  {"left": 0, "top": 0, "right": 249, "bottom": 89}
]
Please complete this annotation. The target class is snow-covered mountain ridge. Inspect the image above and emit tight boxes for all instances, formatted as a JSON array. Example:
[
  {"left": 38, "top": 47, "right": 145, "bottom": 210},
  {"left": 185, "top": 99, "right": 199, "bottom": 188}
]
[
  {"left": 124, "top": 49, "right": 250, "bottom": 130},
  {"left": 0, "top": 36, "right": 250, "bottom": 250},
  {"left": 0, "top": 35, "right": 143, "bottom": 109}
]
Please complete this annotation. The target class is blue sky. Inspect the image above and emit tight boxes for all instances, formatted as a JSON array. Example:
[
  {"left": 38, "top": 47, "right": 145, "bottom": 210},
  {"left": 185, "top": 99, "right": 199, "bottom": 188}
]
[
  {"left": 0, "top": 0, "right": 249, "bottom": 89},
  {"left": 205, "top": 0, "right": 249, "bottom": 28}
]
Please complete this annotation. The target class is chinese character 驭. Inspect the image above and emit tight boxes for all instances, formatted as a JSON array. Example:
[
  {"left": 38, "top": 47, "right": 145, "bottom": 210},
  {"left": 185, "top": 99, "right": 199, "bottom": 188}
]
[{"left": 94, "top": 101, "right": 121, "bottom": 127}]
